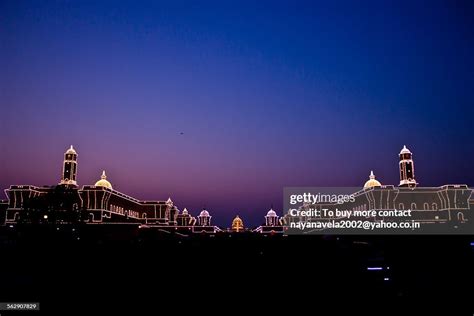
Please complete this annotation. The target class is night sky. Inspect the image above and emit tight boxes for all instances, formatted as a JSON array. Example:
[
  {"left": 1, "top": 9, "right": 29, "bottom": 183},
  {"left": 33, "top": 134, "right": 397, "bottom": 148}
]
[{"left": 1, "top": 0, "right": 473, "bottom": 226}]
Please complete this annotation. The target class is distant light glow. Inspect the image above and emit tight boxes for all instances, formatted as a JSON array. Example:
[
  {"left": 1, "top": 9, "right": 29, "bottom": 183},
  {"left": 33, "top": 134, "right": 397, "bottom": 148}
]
[
  {"left": 367, "top": 267, "right": 383, "bottom": 271},
  {"left": 470, "top": 242, "right": 474, "bottom": 246},
  {"left": 384, "top": 278, "right": 390, "bottom": 281},
  {"left": 43, "top": 215, "right": 48, "bottom": 219}
]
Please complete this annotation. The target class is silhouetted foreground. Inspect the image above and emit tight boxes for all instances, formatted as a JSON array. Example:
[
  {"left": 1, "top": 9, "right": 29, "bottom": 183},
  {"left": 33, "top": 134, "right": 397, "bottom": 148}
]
[{"left": 0, "top": 224, "right": 473, "bottom": 314}]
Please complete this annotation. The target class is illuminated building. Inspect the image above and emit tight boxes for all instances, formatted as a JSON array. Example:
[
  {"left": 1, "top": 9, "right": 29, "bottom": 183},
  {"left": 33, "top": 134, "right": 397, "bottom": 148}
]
[
  {"left": 197, "top": 209, "right": 211, "bottom": 226},
  {"left": 94, "top": 170, "right": 112, "bottom": 189},
  {"left": 1, "top": 144, "right": 472, "bottom": 232},
  {"left": 364, "top": 171, "right": 381, "bottom": 189},
  {"left": 2, "top": 146, "right": 222, "bottom": 233},
  {"left": 191, "top": 208, "right": 219, "bottom": 233},
  {"left": 231, "top": 215, "right": 244, "bottom": 232},
  {"left": 254, "top": 208, "right": 285, "bottom": 234},
  {"left": 287, "top": 183, "right": 473, "bottom": 231},
  {"left": 286, "top": 146, "right": 473, "bottom": 231},
  {"left": 176, "top": 208, "right": 196, "bottom": 226},
  {"left": 60, "top": 145, "right": 78, "bottom": 186},
  {"left": 265, "top": 208, "right": 278, "bottom": 226},
  {"left": 4, "top": 146, "right": 178, "bottom": 226},
  {"left": 174, "top": 208, "right": 219, "bottom": 233},
  {"left": 399, "top": 145, "right": 417, "bottom": 187}
]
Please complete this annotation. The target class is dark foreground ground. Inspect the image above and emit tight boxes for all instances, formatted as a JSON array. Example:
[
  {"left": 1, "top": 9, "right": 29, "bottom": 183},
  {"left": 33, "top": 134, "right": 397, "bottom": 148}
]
[{"left": 0, "top": 224, "right": 473, "bottom": 315}]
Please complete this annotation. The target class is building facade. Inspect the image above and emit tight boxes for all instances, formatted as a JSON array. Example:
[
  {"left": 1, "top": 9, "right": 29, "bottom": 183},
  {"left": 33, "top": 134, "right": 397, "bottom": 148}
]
[
  {"left": 285, "top": 146, "right": 473, "bottom": 233},
  {"left": 3, "top": 146, "right": 221, "bottom": 233},
  {"left": 2, "top": 145, "right": 473, "bottom": 233}
]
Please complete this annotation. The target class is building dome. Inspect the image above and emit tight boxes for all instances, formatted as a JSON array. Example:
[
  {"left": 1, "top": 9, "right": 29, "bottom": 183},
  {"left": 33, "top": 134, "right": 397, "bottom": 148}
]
[
  {"left": 364, "top": 170, "right": 381, "bottom": 188},
  {"left": 94, "top": 170, "right": 112, "bottom": 189},
  {"left": 199, "top": 209, "right": 210, "bottom": 217},
  {"left": 232, "top": 215, "right": 244, "bottom": 232},
  {"left": 182, "top": 208, "right": 189, "bottom": 215},
  {"left": 266, "top": 209, "right": 277, "bottom": 217},
  {"left": 65, "top": 145, "right": 77, "bottom": 155},
  {"left": 400, "top": 145, "right": 411, "bottom": 155}
]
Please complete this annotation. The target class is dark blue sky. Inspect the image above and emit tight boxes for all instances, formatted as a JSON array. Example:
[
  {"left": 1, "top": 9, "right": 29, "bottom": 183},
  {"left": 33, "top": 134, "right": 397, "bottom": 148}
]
[{"left": 1, "top": 0, "right": 473, "bottom": 226}]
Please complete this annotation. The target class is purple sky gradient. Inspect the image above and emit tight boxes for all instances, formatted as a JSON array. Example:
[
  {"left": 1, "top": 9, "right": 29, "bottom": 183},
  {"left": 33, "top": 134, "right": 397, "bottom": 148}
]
[{"left": 1, "top": 0, "right": 473, "bottom": 225}]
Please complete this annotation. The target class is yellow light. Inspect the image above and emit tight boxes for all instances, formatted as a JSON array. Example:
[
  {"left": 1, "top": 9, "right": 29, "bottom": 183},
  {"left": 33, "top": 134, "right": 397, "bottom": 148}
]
[{"left": 232, "top": 215, "right": 244, "bottom": 232}]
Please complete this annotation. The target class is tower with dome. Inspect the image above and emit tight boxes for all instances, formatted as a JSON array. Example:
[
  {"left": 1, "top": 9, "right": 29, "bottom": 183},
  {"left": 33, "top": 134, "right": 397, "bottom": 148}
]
[
  {"left": 254, "top": 207, "right": 286, "bottom": 234},
  {"left": 2, "top": 144, "right": 473, "bottom": 233},
  {"left": 4, "top": 145, "right": 182, "bottom": 228},
  {"left": 59, "top": 145, "right": 78, "bottom": 186},
  {"left": 284, "top": 145, "right": 472, "bottom": 233},
  {"left": 399, "top": 145, "right": 417, "bottom": 188}
]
